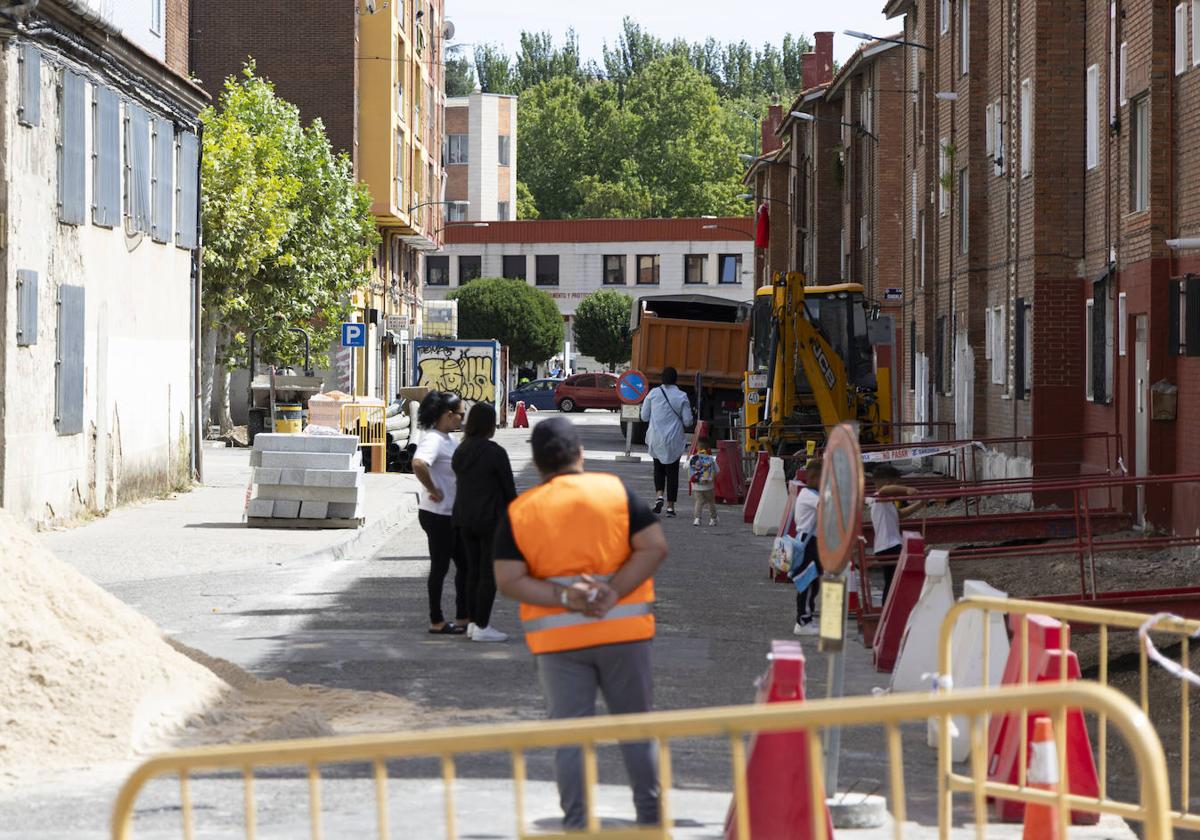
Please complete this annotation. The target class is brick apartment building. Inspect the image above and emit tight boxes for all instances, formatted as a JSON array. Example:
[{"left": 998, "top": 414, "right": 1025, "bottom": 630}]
[
  {"left": 191, "top": 0, "right": 448, "bottom": 399},
  {"left": 867, "top": 0, "right": 1200, "bottom": 534},
  {"left": 445, "top": 91, "right": 518, "bottom": 222}
]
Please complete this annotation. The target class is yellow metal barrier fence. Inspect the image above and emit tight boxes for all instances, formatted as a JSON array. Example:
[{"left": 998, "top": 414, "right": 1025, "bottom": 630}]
[
  {"left": 112, "top": 682, "right": 1171, "bottom": 840},
  {"left": 937, "top": 595, "right": 1200, "bottom": 833},
  {"left": 339, "top": 403, "right": 386, "bottom": 471}
]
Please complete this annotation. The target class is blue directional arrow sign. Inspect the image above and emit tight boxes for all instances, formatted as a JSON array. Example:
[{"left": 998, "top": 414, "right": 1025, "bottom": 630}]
[
  {"left": 618, "top": 369, "right": 649, "bottom": 405},
  {"left": 341, "top": 322, "right": 366, "bottom": 348}
]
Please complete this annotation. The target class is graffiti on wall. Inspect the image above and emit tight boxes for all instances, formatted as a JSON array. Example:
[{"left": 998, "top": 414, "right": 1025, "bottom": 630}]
[{"left": 415, "top": 342, "right": 497, "bottom": 403}]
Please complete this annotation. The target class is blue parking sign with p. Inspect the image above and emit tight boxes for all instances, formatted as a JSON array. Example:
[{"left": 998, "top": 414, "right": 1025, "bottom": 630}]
[{"left": 341, "top": 322, "right": 366, "bottom": 348}]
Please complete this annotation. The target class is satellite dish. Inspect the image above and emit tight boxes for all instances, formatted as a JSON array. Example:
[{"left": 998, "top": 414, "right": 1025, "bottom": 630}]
[{"left": 443, "top": 20, "right": 456, "bottom": 40}]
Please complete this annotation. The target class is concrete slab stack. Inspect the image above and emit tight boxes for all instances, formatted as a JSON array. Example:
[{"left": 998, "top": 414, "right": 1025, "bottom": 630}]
[{"left": 246, "top": 434, "right": 366, "bottom": 527}]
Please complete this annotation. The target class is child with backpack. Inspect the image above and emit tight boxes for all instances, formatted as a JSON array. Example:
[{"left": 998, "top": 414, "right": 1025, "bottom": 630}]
[{"left": 688, "top": 436, "right": 720, "bottom": 526}]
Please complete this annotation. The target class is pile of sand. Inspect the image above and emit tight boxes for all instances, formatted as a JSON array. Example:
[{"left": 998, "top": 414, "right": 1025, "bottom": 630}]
[{"left": 0, "top": 508, "right": 420, "bottom": 781}]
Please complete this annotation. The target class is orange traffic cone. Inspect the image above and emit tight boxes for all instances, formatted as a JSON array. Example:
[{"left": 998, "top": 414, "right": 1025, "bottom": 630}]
[
  {"left": 513, "top": 401, "right": 529, "bottom": 429},
  {"left": 1023, "top": 716, "right": 1062, "bottom": 840}
]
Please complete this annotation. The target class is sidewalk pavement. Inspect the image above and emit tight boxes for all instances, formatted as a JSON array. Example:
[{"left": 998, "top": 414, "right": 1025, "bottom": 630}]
[{"left": 38, "top": 444, "right": 420, "bottom": 586}]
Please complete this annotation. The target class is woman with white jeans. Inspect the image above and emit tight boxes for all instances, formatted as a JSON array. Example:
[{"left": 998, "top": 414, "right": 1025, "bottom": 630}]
[{"left": 639, "top": 366, "right": 693, "bottom": 517}]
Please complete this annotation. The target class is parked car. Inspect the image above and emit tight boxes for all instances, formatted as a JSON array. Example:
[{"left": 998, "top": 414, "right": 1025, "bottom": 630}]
[
  {"left": 555, "top": 373, "right": 621, "bottom": 412},
  {"left": 508, "top": 378, "right": 562, "bottom": 411}
]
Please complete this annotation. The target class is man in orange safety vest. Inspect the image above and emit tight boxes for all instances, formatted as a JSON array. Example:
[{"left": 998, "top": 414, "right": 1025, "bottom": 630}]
[{"left": 494, "top": 416, "right": 669, "bottom": 830}]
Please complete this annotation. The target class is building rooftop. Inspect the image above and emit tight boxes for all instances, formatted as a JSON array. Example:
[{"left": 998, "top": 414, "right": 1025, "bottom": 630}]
[{"left": 442, "top": 217, "right": 755, "bottom": 245}]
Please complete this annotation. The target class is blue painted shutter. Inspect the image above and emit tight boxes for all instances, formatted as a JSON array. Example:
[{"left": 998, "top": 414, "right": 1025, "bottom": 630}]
[
  {"left": 18, "top": 44, "right": 40, "bottom": 127},
  {"left": 56, "top": 285, "right": 86, "bottom": 436},
  {"left": 151, "top": 117, "right": 173, "bottom": 243},
  {"left": 92, "top": 86, "right": 121, "bottom": 227},
  {"left": 175, "top": 131, "right": 199, "bottom": 249},
  {"left": 59, "top": 70, "right": 87, "bottom": 225},
  {"left": 16, "top": 270, "right": 37, "bottom": 347},
  {"left": 126, "top": 103, "right": 151, "bottom": 232}
]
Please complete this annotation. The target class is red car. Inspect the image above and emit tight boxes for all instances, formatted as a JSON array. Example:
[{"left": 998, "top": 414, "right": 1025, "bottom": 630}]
[{"left": 555, "top": 373, "right": 621, "bottom": 412}]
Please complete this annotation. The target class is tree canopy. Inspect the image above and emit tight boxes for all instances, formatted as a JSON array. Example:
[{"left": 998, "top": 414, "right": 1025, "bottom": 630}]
[
  {"left": 464, "top": 19, "right": 809, "bottom": 220},
  {"left": 573, "top": 290, "right": 633, "bottom": 370},
  {"left": 200, "top": 63, "right": 378, "bottom": 426},
  {"left": 450, "top": 279, "right": 565, "bottom": 365}
]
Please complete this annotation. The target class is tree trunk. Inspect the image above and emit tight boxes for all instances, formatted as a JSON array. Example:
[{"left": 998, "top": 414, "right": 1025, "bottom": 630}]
[
  {"left": 200, "top": 319, "right": 218, "bottom": 431},
  {"left": 214, "top": 363, "right": 234, "bottom": 434}
]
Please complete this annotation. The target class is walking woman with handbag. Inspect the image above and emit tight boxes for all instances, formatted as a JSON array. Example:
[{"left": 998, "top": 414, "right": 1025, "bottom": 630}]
[{"left": 639, "top": 367, "right": 693, "bottom": 517}]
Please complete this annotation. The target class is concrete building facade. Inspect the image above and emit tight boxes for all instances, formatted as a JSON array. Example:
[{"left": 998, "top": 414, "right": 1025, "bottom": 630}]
[
  {"left": 444, "top": 91, "right": 518, "bottom": 222},
  {"left": 0, "top": 0, "right": 206, "bottom": 525},
  {"left": 190, "top": 0, "right": 449, "bottom": 401},
  {"left": 423, "top": 219, "right": 755, "bottom": 371}
]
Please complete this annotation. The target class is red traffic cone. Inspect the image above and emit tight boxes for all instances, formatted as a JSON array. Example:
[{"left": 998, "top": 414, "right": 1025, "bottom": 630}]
[
  {"left": 513, "top": 400, "right": 529, "bottom": 429},
  {"left": 1022, "top": 716, "right": 1062, "bottom": 840}
]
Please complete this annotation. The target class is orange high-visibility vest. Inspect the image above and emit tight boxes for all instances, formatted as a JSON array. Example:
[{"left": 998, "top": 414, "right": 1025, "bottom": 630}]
[{"left": 509, "top": 472, "right": 655, "bottom": 654}]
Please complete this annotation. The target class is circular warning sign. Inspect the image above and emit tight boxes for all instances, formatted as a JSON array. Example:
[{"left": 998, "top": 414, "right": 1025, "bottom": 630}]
[
  {"left": 617, "top": 369, "right": 650, "bottom": 405},
  {"left": 817, "top": 423, "right": 864, "bottom": 575}
]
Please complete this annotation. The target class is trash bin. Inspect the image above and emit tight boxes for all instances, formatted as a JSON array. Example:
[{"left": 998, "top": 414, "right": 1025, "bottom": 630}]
[{"left": 274, "top": 403, "right": 303, "bottom": 434}]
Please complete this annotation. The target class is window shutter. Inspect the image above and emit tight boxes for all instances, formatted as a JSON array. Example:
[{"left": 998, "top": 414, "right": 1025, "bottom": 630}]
[
  {"left": 18, "top": 44, "right": 41, "bottom": 127},
  {"left": 151, "top": 118, "right": 174, "bottom": 243},
  {"left": 1186, "top": 276, "right": 1200, "bottom": 357},
  {"left": 59, "top": 71, "right": 87, "bottom": 225},
  {"left": 16, "top": 270, "right": 38, "bottom": 347},
  {"left": 55, "top": 285, "right": 86, "bottom": 436},
  {"left": 1091, "top": 286, "right": 1107, "bottom": 403},
  {"left": 175, "top": 131, "right": 199, "bottom": 249},
  {"left": 93, "top": 86, "right": 121, "bottom": 228},
  {"left": 1014, "top": 297, "right": 1027, "bottom": 398},
  {"left": 126, "top": 104, "right": 151, "bottom": 233}
]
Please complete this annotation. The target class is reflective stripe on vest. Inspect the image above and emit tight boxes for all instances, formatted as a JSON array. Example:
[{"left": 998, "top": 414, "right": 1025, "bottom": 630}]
[
  {"left": 509, "top": 472, "right": 656, "bottom": 655},
  {"left": 522, "top": 601, "right": 653, "bottom": 633}
]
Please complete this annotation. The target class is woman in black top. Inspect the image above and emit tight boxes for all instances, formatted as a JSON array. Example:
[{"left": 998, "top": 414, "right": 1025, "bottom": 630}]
[{"left": 452, "top": 403, "right": 518, "bottom": 642}]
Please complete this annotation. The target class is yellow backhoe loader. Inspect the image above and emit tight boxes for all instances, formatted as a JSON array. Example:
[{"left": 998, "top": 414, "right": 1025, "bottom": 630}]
[{"left": 743, "top": 271, "right": 892, "bottom": 456}]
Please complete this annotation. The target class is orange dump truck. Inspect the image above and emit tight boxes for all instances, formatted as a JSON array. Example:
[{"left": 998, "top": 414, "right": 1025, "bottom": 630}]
[{"left": 623, "top": 294, "right": 751, "bottom": 442}]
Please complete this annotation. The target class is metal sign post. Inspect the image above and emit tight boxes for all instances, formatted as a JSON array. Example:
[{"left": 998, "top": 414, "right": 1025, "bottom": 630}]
[
  {"left": 341, "top": 322, "right": 366, "bottom": 398},
  {"left": 815, "top": 423, "right": 865, "bottom": 799},
  {"left": 616, "top": 369, "right": 649, "bottom": 464}
]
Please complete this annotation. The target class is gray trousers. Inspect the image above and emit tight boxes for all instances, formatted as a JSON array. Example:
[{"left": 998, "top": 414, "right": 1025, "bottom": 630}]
[{"left": 536, "top": 639, "right": 659, "bottom": 829}]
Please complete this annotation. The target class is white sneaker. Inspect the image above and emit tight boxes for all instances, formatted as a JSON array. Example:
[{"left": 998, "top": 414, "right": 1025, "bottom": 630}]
[
  {"left": 793, "top": 621, "right": 819, "bottom": 636},
  {"left": 472, "top": 625, "right": 509, "bottom": 642},
  {"left": 693, "top": 517, "right": 701, "bottom": 526},
  {"left": 466, "top": 622, "right": 478, "bottom": 640},
  {"left": 708, "top": 518, "right": 718, "bottom": 526}
]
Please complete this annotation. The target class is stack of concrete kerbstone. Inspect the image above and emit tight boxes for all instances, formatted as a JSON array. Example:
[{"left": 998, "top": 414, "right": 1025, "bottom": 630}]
[{"left": 247, "top": 433, "right": 366, "bottom": 523}]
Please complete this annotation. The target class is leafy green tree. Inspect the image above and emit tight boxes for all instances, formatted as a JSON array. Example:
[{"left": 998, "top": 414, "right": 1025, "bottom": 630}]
[
  {"left": 200, "top": 63, "right": 378, "bottom": 431},
  {"left": 445, "top": 51, "right": 476, "bottom": 96},
  {"left": 473, "top": 44, "right": 516, "bottom": 94},
  {"left": 576, "top": 168, "right": 653, "bottom": 218},
  {"left": 573, "top": 290, "right": 633, "bottom": 370},
  {"left": 450, "top": 279, "right": 564, "bottom": 365},
  {"left": 515, "top": 76, "right": 589, "bottom": 218},
  {"left": 515, "top": 29, "right": 586, "bottom": 90},
  {"left": 516, "top": 180, "right": 540, "bottom": 219}
]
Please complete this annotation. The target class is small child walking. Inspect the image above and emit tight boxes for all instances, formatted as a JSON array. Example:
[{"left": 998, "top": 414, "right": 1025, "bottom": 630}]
[
  {"left": 790, "top": 458, "right": 823, "bottom": 635},
  {"left": 688, "top": 436, "right": 720, "bottom": 526}
]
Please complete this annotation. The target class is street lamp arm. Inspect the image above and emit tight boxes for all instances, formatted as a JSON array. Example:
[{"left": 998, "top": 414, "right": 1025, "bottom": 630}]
[
  {"left": 701, "top": 224, "right": 755, "bottom": 239},
  {"left": 407, "top": 200, "right": 455, "bottom": 214},
  {"left": 737, "top": 193, "right": 790, "bottom": 207},
  {"left": 843, "top": 29, "right": 932, "bottom": 51}
]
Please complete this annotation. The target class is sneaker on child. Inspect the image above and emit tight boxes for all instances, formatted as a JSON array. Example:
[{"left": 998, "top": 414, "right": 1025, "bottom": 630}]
[
  {"left": 472, "top": 626, "right": 508, "bottom": 643},
  {"left": 793, "top": 621, "right": 819, "bottom": 636}
]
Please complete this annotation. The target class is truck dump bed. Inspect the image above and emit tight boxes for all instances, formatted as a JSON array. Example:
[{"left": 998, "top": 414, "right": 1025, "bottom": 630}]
[{"left": 629, "top": 313, "right": 749, "bottom": 390}]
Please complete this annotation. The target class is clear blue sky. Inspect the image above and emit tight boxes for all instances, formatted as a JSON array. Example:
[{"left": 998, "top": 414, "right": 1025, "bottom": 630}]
[{"left": 443, "top": 1, "right": 897, "bottom": 66}]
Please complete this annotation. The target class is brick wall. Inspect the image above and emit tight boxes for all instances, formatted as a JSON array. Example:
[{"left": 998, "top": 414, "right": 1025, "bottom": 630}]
[
  {"left": 165, "top": 0, "right": 188, "bottom": 78},
  {"left": 190, "top": 0, "right": 359, "bottom": 159}
]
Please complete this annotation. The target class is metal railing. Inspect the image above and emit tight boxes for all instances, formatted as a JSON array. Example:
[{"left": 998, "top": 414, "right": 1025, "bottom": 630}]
[
  {"left": 339, "top": 403, "right": 386, "bottom": 470},
  {"left": 937, "top": 595, "right": 1200, "bottom": 832},
  {"left": 112, "top": 682, "right": 1172, "bottom": 840}
]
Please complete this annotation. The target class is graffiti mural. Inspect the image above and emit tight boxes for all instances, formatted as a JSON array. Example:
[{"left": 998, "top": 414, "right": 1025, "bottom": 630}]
[{"left": 414, "top": 340, "right": 500, "bottom": 404}]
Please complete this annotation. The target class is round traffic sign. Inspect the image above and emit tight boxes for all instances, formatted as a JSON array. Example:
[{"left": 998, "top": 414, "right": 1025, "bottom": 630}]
[
  {"left": 817, "top": 423, "right": 864, "bottom": 575},
  {"left": 617, "top": 369, "right": 650, "bottom": 405}
]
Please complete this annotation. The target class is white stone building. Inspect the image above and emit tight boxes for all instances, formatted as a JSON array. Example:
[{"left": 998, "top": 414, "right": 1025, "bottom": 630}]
[
  {"left": 0, "top": 0, "right": 205, "bottom": 524},
  {"left": 423, "top": 218, "right": 756, "bottom": 370},
  {"left": 444, "top": 91, "right": 517, "bottom": 222}
]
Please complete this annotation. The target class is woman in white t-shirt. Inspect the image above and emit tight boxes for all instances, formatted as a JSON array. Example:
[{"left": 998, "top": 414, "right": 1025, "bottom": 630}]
[{"left": 413, "top": 391, "right": 468, "bottom": 634}]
